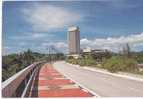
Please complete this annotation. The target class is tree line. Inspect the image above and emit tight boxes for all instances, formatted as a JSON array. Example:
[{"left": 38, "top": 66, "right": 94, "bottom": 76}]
[{"left": 2, "top": 49, "right": 65, "bottom": 81}]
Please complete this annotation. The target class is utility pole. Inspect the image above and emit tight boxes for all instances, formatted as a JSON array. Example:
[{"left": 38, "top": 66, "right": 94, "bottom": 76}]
[
  {"left": 46, "top": 46, "right": 51, "bottom": 63},
  {"left": 49, "top": 46, "right": 51, "bottom": 64}
]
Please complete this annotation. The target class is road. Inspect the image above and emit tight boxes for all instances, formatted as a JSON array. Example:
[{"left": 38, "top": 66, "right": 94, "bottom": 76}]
[{"left": 53, "top": 61, "right": 143, "bottom": 97}]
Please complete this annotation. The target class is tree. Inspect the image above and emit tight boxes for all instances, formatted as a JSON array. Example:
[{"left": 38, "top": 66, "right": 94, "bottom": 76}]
[{"left": 122, "top": 43, "right": 131, "bottom": 57}]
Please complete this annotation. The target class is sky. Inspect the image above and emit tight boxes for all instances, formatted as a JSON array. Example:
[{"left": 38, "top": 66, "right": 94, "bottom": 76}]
[{"left": 2, "top": 0, "right": 143, "bottom": 55}]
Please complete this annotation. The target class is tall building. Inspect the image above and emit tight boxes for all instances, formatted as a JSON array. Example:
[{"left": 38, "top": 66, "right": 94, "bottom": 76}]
[{"left": 68, "top": 26, "right": 80, "bottom": 55}]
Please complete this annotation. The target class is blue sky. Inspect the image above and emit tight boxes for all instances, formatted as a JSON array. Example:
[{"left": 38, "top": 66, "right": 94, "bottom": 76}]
[{"left": 2, "top": 0, "right": 143, "bottom": 55}]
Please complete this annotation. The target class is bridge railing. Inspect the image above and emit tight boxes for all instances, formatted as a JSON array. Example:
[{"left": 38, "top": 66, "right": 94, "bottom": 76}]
[{"left": 2, "top": 61, "right": 44, "bottom": 97}]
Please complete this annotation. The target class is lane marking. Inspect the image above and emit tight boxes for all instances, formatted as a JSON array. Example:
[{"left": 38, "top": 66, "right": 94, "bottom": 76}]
[
  {"left": 53, "top": 63, "right": 101, "bottom": 97},
  {"left": 83, "top": 67, "right": 143, "bottom": 82},
  {"left": 66, "top": 62, "right": 143, "bottom": 82}
]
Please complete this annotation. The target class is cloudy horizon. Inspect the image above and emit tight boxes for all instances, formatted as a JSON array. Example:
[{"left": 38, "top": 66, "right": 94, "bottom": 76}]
[{"left": 2, "top": 1, "right": 143, "bottom": 55}]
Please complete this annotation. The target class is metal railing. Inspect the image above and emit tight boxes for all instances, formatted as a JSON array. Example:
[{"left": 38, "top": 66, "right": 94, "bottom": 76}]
[{"left": 2, "top": 61, "right": 44, "bottom": 97}]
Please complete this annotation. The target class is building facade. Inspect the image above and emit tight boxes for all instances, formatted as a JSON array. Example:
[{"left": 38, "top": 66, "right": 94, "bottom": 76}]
[{"left": 68, "top": 26, "right": 80, "bottom": 55}]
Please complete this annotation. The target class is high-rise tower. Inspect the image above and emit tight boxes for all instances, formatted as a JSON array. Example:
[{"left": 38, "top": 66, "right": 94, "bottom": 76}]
[{"left": 68, "top": 26, "right": 80, "bottom": 55}]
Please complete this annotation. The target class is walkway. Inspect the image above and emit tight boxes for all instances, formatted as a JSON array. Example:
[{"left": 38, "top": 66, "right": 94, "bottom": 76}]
[{"left": 29, "top": 63, "right": 93, "bottom": 97}]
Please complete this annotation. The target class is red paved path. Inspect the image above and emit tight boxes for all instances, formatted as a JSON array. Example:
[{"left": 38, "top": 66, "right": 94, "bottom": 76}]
[{"left": 29, "top": 63, "right": 93, "bottom": 97}]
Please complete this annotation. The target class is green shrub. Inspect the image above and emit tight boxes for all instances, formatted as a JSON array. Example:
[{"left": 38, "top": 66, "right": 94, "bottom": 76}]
[
  {"left": 102, "top": 56, "right": 138, "bottom": 73},
  {"left": 78, "top": 58, "right": 86, "bottom": 66},
  {"left": 66, "top": 55, "right": 97, "bottom": 67},
  {"left": 83, "top": 55, "right": 96, "bottom": 66},
  {"left": 85, "top": 58, "right": 96, "bottom": 66},
  {"left": 136, "top": 55, "right": 143, "bottom": 63}
]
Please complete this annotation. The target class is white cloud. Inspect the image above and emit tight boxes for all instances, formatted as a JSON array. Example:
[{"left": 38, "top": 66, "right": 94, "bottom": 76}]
[
  {"left": 42, "top": 41, "right": 68, "bottom": 53},
  {"left": 80, "top": 32, "right": 143, "bottom": 52},
  {"left": 55, "top": 42, "right": 68, "bottom": 49},
  {"left": 42, "top": 42, "right": 67, "bottom": 49},
  {"left": 2, "top": 46, "right": 14, "bottom": 55},
  {"left": 4, "top": 46, "right": 10, "bottom": 49},
  {"left": 18, "top": 42, "right": 27, "bottom": 46},
  {"left": 40, "top": 32, "right": 143, "bottom": 53},
  {"left": 10, "top": 32, "right": 54, "bottom": 40},
  {"left": 22, "top": 4, "right": 81, "bottom": 32}
]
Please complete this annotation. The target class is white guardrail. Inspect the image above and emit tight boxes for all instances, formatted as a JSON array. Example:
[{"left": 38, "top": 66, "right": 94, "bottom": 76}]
[{"left": 2, "top": 61, "right": 44, "bottom": 97}]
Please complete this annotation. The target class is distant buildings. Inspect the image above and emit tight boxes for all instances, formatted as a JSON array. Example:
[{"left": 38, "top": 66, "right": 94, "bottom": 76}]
[
  {"left": 68, "top": 26, "right": 80, "bottom": 55},
  {"left": 81, "top": 47, "right": 111, "bottom": 62},
  {"left": 82, "top": 47, "right": 91, "bottom": 53},
  {"left": 67, "top": 26, "right": 110, "bottom": 59},
  {"left": 82, "top": 47, "right": 109, "bottom": 54}
]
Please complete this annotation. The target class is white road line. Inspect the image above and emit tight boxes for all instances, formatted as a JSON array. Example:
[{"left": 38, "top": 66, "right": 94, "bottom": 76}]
[
  {"left": 66, "top": 62, "right": 143, "bottom": 82},
  {"left": 53, "top": 64, "right": 101, "bottom": 97},
  {"left": 83, "top": 67, "right": 143, "bottom": 82}
]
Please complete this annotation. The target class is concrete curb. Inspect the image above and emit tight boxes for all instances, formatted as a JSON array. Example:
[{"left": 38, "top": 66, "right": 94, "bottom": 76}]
[
  {"left": 83, "top": 67, "right": 143, "bottom": 82},
  {"left": 66, "top": 62, "right": 143, "bottom": 82}
]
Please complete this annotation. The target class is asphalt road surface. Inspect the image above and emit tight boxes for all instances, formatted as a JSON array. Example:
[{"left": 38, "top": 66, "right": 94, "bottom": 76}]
[{"left": 53, "top": 61, "right": 143, "bottom": 97}]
